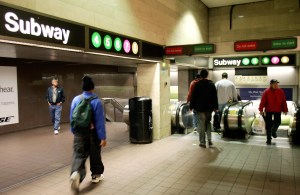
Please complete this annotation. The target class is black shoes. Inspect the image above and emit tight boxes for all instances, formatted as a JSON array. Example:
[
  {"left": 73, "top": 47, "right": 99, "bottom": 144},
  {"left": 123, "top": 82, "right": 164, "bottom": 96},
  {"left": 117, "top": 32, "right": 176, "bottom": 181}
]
[
  {"left": 199, "top": 143, "right": 206, "bottom": 148},
  {"left": 272, "top": 132, "right": 277, "bottom": 138},
  {"left": 266, "top": 140, "right": 271, "bottom": 145}
]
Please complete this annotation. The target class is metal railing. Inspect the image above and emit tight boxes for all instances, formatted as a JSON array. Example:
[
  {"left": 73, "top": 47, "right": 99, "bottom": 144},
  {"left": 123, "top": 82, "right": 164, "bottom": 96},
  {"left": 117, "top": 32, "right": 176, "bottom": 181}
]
[{"left": 102, "top": 98, "right": 125, "bottom": 122}]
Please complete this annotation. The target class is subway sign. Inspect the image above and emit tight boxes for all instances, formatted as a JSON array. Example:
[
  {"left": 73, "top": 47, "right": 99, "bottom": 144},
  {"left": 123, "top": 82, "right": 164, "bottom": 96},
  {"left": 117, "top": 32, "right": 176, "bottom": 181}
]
[
  {"left": 234, "top": 38, "right": 297, "bottom": 52},
  {"left": 214, "top": 54, "right": 296, "bottom": 67},
  {"left": 89, "top": 28, "right": 140, "bottom": 57},
  {"left": 0, "top": 5, "right": 85, "bottom": 48}
]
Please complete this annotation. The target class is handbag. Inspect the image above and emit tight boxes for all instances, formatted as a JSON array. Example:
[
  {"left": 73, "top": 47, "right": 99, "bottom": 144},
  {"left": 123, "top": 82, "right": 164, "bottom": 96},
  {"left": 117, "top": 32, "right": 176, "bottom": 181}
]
[{"left": 213, "top": 112, "right": 221, "bottom": 130}]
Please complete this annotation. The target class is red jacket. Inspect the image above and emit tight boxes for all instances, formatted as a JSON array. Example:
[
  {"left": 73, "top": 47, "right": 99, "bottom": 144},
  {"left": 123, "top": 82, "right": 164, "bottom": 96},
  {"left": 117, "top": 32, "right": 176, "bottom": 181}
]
[
  {"left": 187, "top": 78, "right": 200, "bottom": 102},
  {"left": 259, "top": 87, "right": 288, "bottom": 113}
]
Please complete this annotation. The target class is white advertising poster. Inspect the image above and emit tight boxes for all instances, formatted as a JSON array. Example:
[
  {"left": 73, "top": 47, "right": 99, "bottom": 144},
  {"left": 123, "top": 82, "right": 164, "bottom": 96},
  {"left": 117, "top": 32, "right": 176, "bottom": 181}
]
[{"left": 0, "top": 66, "right": 19, "bottom": 126}]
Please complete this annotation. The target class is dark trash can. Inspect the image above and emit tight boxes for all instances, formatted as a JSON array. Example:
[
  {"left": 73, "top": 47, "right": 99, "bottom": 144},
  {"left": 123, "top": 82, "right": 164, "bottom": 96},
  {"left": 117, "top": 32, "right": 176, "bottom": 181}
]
[{"left": 129, "top": 97, "right": 152, "bottom": 144}]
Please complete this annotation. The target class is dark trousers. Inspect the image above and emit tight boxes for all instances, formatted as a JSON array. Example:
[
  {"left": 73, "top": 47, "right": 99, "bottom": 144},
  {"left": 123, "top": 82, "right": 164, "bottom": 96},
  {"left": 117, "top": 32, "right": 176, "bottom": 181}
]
[
  {"left": 265, "top": 112, "right": 281, "bottom": 141},
  {"left": 71, "top": 130, "right": 104, "bottom": 182}
]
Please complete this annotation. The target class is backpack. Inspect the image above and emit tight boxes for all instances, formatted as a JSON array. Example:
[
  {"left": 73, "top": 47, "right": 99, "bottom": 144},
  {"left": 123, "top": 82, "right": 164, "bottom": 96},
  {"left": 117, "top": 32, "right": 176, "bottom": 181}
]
[{"left": 71, "top": 95, "right": 97, "bottom": 131}]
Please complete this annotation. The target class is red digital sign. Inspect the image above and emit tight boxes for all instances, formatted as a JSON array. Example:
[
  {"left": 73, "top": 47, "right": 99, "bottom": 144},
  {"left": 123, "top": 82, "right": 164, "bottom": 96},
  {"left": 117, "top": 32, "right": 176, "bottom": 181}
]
[
  {"left": 234, "top": 41, "right": 258, "bottom": 51},
  {"left": 164, "top": 47, "right": 183, "bottom": 55}
]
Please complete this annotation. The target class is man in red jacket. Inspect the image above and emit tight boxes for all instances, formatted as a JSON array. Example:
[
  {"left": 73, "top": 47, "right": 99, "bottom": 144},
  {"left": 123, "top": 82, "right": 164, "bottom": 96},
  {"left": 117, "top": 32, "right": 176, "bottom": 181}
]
[{"left": 259, "top": 79, "right": 288, "bottom": 145}]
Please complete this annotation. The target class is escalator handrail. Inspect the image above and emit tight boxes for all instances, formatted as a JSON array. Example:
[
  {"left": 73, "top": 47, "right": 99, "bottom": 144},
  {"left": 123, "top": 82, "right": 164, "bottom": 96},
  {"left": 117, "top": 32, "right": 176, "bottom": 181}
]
[{"left": 223, "top": 101, "right": 239, "bottom": 133}]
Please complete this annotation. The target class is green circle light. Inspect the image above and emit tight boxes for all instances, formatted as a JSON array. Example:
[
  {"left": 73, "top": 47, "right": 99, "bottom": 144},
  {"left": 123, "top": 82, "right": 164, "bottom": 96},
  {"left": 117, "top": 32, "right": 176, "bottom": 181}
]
[
  {"left": 262, "top": 57, "right": 270, "bottom": 64},
  {"left": 104, "top": 35, "right": 112, "bottom": 50},
  {"left": 251, "top": 57, "right": 259, "bottom": 65},
  {"left": 242, "top": 58, "right": 250, "bottom": 65},
  {"left": 91, "top": 32, "right": 101, "bottom": 48},
  {"left": 114, "top": 37, "right": 122, "bottom": 52}
]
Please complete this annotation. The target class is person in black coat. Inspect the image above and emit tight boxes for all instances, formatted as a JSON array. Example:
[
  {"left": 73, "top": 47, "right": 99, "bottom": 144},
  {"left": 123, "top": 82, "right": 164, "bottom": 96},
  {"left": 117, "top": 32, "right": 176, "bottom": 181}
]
[{"left": 190, "top": 69, "right": 218, "bottom": 148}]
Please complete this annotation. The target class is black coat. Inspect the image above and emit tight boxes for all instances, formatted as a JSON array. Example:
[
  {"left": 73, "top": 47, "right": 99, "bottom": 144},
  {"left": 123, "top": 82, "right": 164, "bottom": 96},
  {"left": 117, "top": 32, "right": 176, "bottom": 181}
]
[{"left": 190, "top": 79, "right": 218, "bottom": 112}]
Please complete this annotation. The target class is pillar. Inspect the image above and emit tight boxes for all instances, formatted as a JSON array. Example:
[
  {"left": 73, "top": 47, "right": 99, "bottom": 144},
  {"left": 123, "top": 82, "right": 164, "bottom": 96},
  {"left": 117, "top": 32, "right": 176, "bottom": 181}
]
[{"left": 137, "top": 60, "right": 171, "bottom": 140}]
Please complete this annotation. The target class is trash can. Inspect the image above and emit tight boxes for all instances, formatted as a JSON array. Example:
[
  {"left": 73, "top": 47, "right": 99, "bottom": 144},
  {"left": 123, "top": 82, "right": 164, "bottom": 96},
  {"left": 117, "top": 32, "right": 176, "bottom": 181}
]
[{"left": 129, "top": 97, "right": 152, "bottom": 144}]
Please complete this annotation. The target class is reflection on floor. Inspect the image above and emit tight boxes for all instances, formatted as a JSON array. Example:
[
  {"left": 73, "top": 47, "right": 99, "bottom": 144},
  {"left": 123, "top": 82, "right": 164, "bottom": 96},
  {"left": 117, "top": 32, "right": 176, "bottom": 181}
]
[{"left": 0, "top": 123, "right": 299, "bottom": 195}]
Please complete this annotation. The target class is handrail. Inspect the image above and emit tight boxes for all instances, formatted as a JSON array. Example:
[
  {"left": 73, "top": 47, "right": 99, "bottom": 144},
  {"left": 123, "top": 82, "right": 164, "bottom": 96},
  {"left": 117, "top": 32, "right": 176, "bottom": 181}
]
[
  {"left": 101, "top": 98, "right": 125, "bottom": 122},
  {"left": 102, "top": 98, "right": 124, "bottom": 113}
]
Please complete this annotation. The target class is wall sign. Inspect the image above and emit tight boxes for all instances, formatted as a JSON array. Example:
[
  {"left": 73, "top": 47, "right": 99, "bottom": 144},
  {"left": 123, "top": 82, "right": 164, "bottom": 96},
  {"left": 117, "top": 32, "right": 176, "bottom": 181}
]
[
  {"left": 0, "top": 66, "right": 19, "bottom": 126},
  {"left": 213, "top": 54, "right": 296, "bottom": 67},
  {"left": 0, "top": 5, "right": 85, "bottom": 48},
  {"left": 239, "top": 88, "right": 292, "bottom": 101},
  {"left": 165, "top": 43, "right": 215, "bottom": 56},
  {"left": 234, "top": 37, "right": 297, "bottom": 52},
  {"left": 89, "top": 28, "right": 140, "bottom": 57}
]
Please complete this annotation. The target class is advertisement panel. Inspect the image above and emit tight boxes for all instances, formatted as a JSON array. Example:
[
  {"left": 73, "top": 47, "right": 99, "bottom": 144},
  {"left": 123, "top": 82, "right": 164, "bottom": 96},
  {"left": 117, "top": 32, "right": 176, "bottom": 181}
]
[{"left": 0, "top": 66, "right": 19, "bottom": 126}]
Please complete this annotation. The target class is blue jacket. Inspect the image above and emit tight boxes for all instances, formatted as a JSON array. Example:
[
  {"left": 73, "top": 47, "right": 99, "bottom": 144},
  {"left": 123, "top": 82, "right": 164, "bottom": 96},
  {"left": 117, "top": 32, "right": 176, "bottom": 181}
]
[{"left": 70, "top": 91, "right": 106, "bottom": 140}]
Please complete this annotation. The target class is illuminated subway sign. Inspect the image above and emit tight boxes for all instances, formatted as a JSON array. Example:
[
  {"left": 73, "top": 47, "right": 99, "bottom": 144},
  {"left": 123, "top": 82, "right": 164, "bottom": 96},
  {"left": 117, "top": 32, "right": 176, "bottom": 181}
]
[
  {"left": 5, "top": 12, "right": 70, "bottom": 44},
  {"left": 214, "top": 58, "right": 242, "bottom": 66},
  {"left": 0, "top": 5, "right": 85, "bottom": 48},
  {"left": 89, "top": 28, "right": 140, "bottom": 57},
  {"left": 214, "top": 54, "right": 296, "bottom": 67}
]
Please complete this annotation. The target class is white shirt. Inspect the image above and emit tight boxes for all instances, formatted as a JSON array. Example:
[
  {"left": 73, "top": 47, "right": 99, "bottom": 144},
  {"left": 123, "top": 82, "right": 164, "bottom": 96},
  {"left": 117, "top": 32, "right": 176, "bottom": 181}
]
[{"left": 215, "top": 79, "right": 238, "bottom": 104}]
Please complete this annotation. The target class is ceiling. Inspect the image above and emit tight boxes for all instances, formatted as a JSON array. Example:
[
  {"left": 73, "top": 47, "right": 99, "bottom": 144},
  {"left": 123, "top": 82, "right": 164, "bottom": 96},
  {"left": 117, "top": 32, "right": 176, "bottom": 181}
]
[{"left": 200, "top": 0, "right": 269, "bottom": 8}]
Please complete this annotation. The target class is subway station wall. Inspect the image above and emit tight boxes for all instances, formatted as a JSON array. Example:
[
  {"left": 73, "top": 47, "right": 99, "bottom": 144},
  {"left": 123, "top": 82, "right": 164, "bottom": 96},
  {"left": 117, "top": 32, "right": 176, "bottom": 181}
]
[
  {"left": 0, "top": 60, "right": 135, "bottom": 134},
  {"left": 209, "top": 0, "right": 300, "bottom": 43},
  {"left": 0, "top": 0, "right": 208, "bottom": 45}
]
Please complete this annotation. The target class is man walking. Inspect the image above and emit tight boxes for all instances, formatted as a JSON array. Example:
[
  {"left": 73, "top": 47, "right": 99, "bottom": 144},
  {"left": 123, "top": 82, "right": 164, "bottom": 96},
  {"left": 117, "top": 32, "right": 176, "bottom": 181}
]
[
  {"left": 46, "top": 77, "right": 65, "bottom": 135},
  {"left": 215, "top": 72, "right": 238, "bottom": 115},
  {"left": 190, "top": 69, "right": 218, "bottom": 148},
  {"left": 69, "top": 76, "right": 107, "bottom": 194},
  {"left": 187, "top": 73, "right": 201, "bottom": 132},
  {"left": 259, "top": 79, "right": 288, "bottom": 145}
]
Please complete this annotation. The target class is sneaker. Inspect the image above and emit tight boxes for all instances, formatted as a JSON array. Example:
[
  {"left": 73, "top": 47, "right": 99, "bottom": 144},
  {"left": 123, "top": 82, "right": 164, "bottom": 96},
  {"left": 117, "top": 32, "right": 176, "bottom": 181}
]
[
  {"left": 266, "top": 140, "right": 271, "bottom": 145},
  {"left": 54, "top": 130, "right": 59, "bottom": 135},
  {"left": 70, "top": 171, "right": 80, "bottom": 194},
  {"left": 199, "top": 143, "right": 206, "bottom": 148},
  {"left": 58, "top": 126, "right": 61, "bottom": 130},
  {"left": 208, "top": 141, "right": 213, "bottom": 146},
  {"left": 272, "top": 132, "right": 277, "bottom": 138},
  {"left": 92, "top": 174, "right": 104, "bottom": 183}
]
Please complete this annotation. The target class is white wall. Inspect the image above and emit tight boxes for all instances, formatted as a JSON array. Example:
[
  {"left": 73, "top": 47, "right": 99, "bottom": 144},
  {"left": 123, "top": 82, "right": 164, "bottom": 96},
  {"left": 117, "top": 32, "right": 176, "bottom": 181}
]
[
  {"left": 209, "top": 0, "right": 300, "bottom": 43},
  {"left": 0, "top": 0, "right": 208, "bottom": 45}
]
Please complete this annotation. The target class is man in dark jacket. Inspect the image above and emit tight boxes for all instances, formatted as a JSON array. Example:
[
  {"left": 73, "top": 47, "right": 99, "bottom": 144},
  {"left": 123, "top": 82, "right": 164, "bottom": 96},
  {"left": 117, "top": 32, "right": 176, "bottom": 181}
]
[
  {"left": 190, "top": 69, "right": 218, "bottom": 148},
  {"left": 45, "top": 77, "right": 65, "bottom": 135},
  {"left": 259, "top": 79, "right": 288, "bottom": 145}
]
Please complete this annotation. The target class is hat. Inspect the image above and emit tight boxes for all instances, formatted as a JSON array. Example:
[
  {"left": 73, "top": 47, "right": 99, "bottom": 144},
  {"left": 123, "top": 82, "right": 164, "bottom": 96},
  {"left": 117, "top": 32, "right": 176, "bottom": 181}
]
[
  {"left": 82, "top": 76, "right": 95, "bottom": 91},
  {"left": 270, "top": 79, "right": 279, "bottom": 84}
]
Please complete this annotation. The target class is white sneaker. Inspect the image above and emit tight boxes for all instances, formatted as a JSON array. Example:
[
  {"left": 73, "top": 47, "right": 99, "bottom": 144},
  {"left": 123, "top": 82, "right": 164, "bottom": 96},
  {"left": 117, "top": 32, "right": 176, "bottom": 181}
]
[
  {"left": 54, "top": 130, "right": 59, "bottom": 135},
  {"left": 70, "top": 171, "right": 80, "bottom": 194},
  {"left": 58, "top": 126, "right": 60, "bottom": 130},
  {"left": 92, "top": 174, "right": 104, "bottom": 183}
]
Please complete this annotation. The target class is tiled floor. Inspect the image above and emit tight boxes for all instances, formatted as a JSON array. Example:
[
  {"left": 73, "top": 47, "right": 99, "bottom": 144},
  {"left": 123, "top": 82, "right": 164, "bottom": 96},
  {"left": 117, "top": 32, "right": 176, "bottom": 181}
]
[{"left": 1, "top": 123, "right": 300, "bottom": 195}]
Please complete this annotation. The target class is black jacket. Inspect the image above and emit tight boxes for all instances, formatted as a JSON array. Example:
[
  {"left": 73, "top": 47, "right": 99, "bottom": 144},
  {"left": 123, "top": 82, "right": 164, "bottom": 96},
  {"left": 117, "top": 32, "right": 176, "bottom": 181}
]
[
  {"left": 46, "top": 86, "right": 65, "bottom": 104},
  {"left": 190, "top": 79, "right": 218, "bottom": 112}
]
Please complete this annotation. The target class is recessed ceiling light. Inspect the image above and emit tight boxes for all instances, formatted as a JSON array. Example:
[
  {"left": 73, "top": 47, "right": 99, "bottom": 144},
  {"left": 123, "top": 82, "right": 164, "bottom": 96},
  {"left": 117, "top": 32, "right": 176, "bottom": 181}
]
[{"left": 238, "top": 15, "right": 244, "bottom": 18}]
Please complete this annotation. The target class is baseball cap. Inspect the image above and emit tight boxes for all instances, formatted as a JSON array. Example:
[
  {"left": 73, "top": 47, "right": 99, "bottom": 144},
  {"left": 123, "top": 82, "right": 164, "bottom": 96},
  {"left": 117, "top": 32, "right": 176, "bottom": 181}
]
[{"left": 270, "top": 79, "right": 279, "bottom": 84}]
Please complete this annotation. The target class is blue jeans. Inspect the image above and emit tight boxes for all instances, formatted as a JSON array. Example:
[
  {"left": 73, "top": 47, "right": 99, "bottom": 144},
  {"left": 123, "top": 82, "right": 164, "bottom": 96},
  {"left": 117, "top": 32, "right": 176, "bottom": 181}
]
[
  {"left": 49, "top": 105, "right": 62, "bottom": 130},
  {"left": 196, "top": 112, "right": 212, "bottom": 144}
]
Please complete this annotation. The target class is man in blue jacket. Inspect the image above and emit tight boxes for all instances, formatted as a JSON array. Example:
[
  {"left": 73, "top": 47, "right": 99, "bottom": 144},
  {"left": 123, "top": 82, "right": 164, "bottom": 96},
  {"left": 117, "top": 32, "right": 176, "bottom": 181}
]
[{"left": 69, "top": 76, "right": 107, "bottom": 194}]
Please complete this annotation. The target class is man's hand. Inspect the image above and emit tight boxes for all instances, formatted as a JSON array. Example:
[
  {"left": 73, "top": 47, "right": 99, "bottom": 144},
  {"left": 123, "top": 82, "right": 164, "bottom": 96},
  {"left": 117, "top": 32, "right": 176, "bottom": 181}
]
[
  {"left": 260, "top": 111, "right": 264, "bottom": 116},
  {"left": 57, "top": 102, "right": 62, "bottom": 106},
  {"left": 100, "top": 140, "right": 107, "bottom": 147},
  {"left": 48, "top": 102, "right": 51, "bottom": 106}
]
